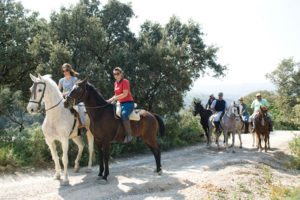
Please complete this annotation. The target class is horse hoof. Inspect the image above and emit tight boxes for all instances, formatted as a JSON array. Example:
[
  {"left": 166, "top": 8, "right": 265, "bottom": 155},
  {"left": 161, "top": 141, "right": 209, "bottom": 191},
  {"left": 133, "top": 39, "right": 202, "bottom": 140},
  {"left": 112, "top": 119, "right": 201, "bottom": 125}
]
[
  {"left": 61, "top": 180, "right": 70, "bottom": 186},
  {"left": 54, "top": 174, "right": 61, "bottom": 180},
  {"left": 157, "top": 170, "right": 163, "bottom": 176},
  {"left": 99, "top": 179, "right": 107, "bottom": 185},
  {"left": 232, "top": 150, "right": 236, "bottom": 153},
  {"left": 239, "top": 146, "right": 242, "bottom": 149},
  {"left": 85, "top": 167, "right": 93, "bottom": 173},
  {"left": 97, "top": 176, "right": 103, "bottom": 180},
  {"left": 74, "top": 167, "right": 80, "bottom": 173}
]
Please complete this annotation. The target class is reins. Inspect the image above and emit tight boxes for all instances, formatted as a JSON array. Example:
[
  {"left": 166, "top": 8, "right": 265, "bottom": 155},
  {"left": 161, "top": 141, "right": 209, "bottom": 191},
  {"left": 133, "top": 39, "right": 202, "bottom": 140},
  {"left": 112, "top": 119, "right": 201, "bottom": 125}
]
[
  {"left": 78, "top": 103, "right": 110, "bottom": 109},
  {"left": 67, "top": 83, "right": 111, "bottom": 110},
  {"left": 45, "top": 98, "right": 63, "bottom": 112}
]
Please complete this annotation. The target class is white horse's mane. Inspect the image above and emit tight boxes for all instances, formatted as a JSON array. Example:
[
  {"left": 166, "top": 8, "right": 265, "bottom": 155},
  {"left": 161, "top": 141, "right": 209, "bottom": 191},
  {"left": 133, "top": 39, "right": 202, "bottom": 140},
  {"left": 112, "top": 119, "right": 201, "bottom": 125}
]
[{"left": 40, "top": 74, "right": 61, "bottom": 94}]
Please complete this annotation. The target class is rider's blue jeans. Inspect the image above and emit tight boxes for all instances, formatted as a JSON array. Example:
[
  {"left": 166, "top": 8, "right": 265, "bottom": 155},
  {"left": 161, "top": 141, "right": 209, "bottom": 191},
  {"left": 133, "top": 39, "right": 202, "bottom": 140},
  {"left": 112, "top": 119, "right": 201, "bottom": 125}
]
[{"left": 121, "top": 101, "right": 134, "bottom": 121}]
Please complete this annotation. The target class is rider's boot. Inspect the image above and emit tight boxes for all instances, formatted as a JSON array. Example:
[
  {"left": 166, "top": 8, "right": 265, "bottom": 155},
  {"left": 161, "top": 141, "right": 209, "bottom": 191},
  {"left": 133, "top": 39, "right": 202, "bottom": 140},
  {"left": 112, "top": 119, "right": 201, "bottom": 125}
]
[
  {"left": 214, "top": 121, "right": 221, "bottom": 134},
  {"left": 269, "top": 120, "right": 273, "bottom": 132},
  {"left": 77, "top": 112, "right": 86, "bottom": 136},
  {"left": 245, "top": 121, "right": 249, "bottom": 133},
  {"left": 123, "top": 120, "right": 133, "bottom": 143}
]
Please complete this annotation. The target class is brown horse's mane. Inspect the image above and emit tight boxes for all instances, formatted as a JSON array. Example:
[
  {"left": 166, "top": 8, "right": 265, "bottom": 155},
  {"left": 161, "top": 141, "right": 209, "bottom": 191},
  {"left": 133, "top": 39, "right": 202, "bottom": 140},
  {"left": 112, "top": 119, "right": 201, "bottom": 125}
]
[{"left": 85, "top": 82, "right": 108, "bottom": 106}]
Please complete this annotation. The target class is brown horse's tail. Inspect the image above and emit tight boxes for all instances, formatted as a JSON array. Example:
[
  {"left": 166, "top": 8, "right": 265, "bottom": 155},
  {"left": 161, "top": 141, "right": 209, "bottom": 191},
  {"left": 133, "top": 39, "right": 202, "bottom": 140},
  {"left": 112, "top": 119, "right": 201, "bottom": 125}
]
[{"left": 153, "top": 113, "right": 165, "bottom": 137}]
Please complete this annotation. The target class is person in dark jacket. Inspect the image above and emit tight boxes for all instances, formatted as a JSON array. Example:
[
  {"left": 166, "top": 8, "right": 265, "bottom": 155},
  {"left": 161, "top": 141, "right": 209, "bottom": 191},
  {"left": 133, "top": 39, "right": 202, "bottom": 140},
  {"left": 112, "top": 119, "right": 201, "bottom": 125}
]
[
  {"left": 205, "top": 94, "right": 215, "bottom": 109},
  {"left": 211, "top": 92, "right": 228, "bottom": 134},
  {"left": 239, "top": 97, "right": 249, "bottom": 133}
]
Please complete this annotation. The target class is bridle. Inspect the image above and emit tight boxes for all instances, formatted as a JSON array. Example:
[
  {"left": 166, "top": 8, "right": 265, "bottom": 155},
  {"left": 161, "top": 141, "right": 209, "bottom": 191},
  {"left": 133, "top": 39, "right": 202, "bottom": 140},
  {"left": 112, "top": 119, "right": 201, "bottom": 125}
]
[
  {"left": 29, "top": 82, "right": 63, "bottom": 112},
  {"left": 67, "top": 83, "right": 109, "bottom": 109}
]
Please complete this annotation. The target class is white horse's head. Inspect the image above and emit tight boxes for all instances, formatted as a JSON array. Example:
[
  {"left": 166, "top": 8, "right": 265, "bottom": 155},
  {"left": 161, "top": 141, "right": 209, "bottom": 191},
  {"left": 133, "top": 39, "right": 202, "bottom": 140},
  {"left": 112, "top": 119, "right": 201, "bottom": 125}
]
[
  {"left": 228, "top": 101, "right": 240, "bottom": 118},
  {"left": 27, "top": 74, "right": 46, "bottom": 114}
]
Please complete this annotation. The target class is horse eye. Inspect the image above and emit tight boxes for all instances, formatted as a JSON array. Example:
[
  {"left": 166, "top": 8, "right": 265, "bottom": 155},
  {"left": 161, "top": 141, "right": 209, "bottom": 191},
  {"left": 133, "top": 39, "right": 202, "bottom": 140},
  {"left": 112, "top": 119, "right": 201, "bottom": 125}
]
[{"left": 38, "top": 89, "right": 42, "bottom": 92}]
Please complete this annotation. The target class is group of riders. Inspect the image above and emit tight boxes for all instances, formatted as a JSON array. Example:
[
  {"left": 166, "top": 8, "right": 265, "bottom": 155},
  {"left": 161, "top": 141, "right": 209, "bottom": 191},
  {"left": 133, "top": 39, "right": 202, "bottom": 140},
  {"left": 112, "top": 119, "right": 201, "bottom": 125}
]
[
  {"left": 205, "top": 92, "right": 273, "bottom": 135},
  {"left": 59, "top": 63, "right": 272, "bottom": 144}
]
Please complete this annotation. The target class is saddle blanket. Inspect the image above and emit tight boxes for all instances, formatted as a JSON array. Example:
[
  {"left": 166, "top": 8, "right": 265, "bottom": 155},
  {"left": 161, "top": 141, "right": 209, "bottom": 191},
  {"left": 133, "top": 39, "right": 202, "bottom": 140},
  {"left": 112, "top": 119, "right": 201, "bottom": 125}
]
[{"left": 116, "top": 102, "right": 140, "bottom": 121}]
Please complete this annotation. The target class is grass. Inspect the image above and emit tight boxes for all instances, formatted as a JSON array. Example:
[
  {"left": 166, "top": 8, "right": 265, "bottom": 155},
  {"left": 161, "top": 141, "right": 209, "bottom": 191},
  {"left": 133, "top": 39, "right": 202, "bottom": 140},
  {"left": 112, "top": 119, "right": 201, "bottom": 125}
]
[
  {"left": 262, "top": 165, "right": 272, "bottom": 184},
  {"left": 237, "top": 182, "right": 251, "bottom": 194}
]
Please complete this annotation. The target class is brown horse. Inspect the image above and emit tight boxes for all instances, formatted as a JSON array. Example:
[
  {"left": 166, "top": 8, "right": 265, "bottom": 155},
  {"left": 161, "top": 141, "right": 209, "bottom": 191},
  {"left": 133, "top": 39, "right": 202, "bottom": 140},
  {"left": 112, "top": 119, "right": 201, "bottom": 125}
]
[
  {"left": 254, "top": 106, "right": 270, "bottom": 152},
  {"left": 64, "top": 78, "right": 165, "bottom": 183}
]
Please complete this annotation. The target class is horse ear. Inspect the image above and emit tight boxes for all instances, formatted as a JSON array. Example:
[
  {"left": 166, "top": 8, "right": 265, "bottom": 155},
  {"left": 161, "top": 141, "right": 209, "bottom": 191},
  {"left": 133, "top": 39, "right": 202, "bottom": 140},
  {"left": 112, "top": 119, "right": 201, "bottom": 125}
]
[
  {"left": 30, "top": 73, "right": 37, "bottom": 82},
  {"left": 194, "top": 101, "right": 196, "bottom": 105},
  {"left": 83, "top": 77, "right": 88, "bottom": 83},
  {"left": 38, "top": 73, "right": 43, "bottom": 80}
]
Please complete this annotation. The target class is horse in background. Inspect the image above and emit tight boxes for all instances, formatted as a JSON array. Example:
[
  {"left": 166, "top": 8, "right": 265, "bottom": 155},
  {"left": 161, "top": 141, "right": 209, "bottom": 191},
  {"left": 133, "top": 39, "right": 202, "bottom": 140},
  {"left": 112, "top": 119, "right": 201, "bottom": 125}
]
[
  {"left": 208, "top": 102, "right": 241, "bottom": 152},
  {"left": 192, "top": 101, "right": 213, "bottom": 145},
  {"left": 64, "top": 78, "right": 165, "bottom": 184},
  {"left": 27, "top": 74, "right": 94, "bottom": 186},
  {"left": 254, "top": 106, "right": 270, "bottom": 152}
]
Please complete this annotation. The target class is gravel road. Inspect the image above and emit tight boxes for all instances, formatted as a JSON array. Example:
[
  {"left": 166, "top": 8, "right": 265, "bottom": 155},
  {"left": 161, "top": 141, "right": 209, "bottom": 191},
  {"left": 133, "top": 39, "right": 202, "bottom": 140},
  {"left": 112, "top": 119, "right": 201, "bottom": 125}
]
[{"left": 1, "top": 131, "right": 299, "bottom": 200}]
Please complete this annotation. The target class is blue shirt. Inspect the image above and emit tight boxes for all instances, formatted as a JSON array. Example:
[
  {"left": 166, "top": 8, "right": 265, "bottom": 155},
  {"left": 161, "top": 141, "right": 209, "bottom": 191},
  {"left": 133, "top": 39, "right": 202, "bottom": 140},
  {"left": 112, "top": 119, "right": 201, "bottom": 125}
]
[{"left": 59, "top": 77, "right": 77, "bottom": 93}]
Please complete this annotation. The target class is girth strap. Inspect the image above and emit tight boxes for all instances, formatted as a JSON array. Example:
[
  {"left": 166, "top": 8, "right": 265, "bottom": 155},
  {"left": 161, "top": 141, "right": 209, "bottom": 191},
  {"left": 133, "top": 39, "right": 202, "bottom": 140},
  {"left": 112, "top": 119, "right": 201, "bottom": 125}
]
[{"left": 69, "top": 118, "right": 77, "bottom": 136}]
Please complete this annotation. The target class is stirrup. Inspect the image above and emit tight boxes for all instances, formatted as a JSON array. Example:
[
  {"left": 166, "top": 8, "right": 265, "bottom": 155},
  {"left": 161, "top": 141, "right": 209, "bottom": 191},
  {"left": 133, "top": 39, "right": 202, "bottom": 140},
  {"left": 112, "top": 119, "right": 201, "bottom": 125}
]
[{"left": 78, "top": 127, "right": 87, "bottom": 136}]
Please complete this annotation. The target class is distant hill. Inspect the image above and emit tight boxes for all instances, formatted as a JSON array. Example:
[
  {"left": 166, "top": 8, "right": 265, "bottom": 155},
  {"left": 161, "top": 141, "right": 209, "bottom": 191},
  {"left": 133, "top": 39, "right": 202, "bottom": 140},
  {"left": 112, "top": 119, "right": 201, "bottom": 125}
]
[
  {"left": 183, "top": 92, "right": 236, "bottom": 108},
  {"left": 184, "top": 81, "right": 275, "bottom": 108}
]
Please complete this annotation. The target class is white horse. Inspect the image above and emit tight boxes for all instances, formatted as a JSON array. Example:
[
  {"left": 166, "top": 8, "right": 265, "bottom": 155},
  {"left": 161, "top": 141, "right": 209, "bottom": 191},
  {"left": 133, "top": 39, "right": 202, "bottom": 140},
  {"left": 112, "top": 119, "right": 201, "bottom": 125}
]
[
  {"left": 26, "top": 74, "right": 94, "bottom": 185},
  {"left": 208, "top": 102, "right": 242, "bottom": 152}
]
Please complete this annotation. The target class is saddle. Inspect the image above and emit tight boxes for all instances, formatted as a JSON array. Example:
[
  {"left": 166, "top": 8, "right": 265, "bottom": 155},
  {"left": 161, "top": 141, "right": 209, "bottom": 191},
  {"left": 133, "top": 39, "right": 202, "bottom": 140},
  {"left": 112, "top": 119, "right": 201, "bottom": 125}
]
[
  {"left": 70, "top": 106, "right": 86, "bottom": 131},
  {"left": 114, "top": 102, "right": 140, "bottom": 121}
]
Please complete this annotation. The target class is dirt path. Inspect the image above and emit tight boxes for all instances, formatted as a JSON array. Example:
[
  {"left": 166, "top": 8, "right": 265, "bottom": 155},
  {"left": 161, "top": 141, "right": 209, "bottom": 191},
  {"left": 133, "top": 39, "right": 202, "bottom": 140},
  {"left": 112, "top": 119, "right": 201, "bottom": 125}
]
[{"left": 1, "top": 131, "right": 300, "bottom": 200}]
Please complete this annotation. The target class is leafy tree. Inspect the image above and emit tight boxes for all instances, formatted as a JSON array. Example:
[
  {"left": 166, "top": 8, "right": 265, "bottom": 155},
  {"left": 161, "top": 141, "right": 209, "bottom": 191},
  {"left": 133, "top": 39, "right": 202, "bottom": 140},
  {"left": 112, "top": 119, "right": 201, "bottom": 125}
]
[
  {"left": 0, "top": 87, "right": 25, "bottom": 131},
  {"left": 266, "top": 58, "right": 300, "bottom": 97},
  {"left": 266, "top": 58, "right": 300, "bottom": 129},
  {"left": 2, "top": 0, "right": 226, "bottom": 128},
  {"left": 131, "top": 17, "right": 226, "bottom": 114},
  {"left": 0, "top": 0, "right": 44, "bottom": 128},
  {"left": 0, "top": 0, "right": 44, "bottom": 90}
]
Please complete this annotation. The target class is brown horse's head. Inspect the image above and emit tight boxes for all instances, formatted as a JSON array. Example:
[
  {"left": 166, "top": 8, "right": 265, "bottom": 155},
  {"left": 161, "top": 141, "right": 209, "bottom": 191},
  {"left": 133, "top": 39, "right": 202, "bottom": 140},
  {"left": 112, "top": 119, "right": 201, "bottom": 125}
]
[
  {"left": 259, "top": 106, "right": 268, "bottom": 119},
  {"left": 64, "top": 77, "right": 89, "bottom": 109}
]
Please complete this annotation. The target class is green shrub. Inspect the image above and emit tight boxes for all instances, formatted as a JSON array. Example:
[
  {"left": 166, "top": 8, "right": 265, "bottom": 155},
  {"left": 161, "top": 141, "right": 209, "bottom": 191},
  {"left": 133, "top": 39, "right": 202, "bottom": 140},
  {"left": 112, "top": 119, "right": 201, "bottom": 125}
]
[
  {"left": 289, "top": 135, "right": 300, "bottom": 170},
  {"left": 0, "top": 109, "right": 206, "bottom": 170}
]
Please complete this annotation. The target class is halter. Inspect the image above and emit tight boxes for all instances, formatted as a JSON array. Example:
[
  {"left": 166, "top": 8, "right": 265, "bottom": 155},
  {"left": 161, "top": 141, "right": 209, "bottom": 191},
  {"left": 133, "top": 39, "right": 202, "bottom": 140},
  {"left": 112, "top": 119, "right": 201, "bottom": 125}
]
[{"left": 29, "top": 82, "right": 63, "bottom": 112}]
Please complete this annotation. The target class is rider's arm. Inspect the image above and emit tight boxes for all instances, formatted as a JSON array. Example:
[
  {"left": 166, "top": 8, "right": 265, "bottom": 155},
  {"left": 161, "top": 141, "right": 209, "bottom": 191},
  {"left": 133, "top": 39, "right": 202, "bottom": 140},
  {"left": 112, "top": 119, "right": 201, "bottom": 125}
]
[
  {"left": 225, "top": 102, "right": 228, "bottom": 111},
  {"left": 210, "top": 100, "right": 217, "bottom": 113},
  {"left": 240, "top": 104, "right": 246, "bottom": 115},
  {"left": 106, "top": 96, "right": 115, "bottom": 103},
  {"left": 58, "top": 81, "right": 62, "bottom": 91},
  {"left": 113, "top": 90, "right": 128, "bottom": 100},
  {"left": 263, "top": 99, "right": 269, "bottom": 108},
  {"left": 106, "top": 90, "right": 128, "bottom": 103}
]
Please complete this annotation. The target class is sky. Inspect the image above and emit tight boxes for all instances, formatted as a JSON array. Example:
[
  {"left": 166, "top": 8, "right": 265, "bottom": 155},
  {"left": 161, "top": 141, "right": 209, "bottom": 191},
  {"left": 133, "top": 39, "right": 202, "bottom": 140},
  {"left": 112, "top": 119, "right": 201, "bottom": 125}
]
[{"left": 20, "top": 0, "right": 300, "bottom": 97}]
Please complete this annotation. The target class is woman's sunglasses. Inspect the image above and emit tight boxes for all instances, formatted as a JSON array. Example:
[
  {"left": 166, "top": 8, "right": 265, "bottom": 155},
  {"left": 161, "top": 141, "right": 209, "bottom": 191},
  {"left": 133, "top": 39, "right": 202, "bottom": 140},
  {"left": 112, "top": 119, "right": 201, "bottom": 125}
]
[
  {"left": 63, "top": 70, "right": 69, "bottom": 73},
  {"left": 113, "top": 72, "right": 120, "bottom": 76}
]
